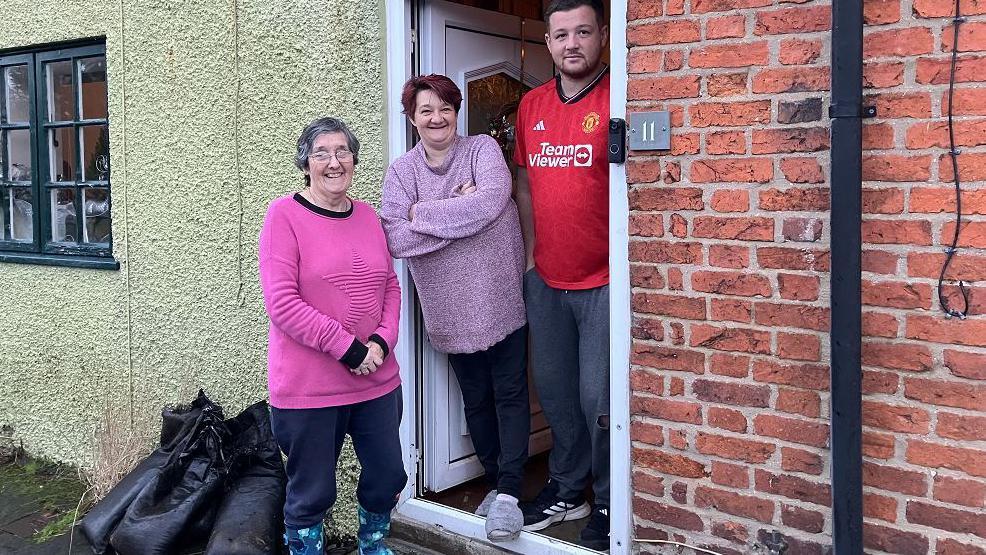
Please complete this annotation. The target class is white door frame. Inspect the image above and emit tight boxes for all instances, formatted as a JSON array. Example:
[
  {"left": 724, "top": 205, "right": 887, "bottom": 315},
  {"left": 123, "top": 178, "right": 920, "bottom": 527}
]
[
  {"left": 385, "top": 1, "right": 631, "bottom": 553},
  {"left": 607, "top": 1, "right": 632, "bottom": 552}
]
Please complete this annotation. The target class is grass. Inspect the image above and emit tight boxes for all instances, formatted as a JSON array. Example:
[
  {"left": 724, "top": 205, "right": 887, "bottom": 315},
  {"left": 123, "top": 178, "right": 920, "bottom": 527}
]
[
  {"left": 0, "top": 455, "right": 89, "bottom": 543},
  {"left": 0, "top": 403, "right": 154, "bottom": 544},
  {"left": 83, "top": 404, "right": 154, "bottom": 503},
  {"left": 33, "top": 509, "right": 80, "bottom": 543}
]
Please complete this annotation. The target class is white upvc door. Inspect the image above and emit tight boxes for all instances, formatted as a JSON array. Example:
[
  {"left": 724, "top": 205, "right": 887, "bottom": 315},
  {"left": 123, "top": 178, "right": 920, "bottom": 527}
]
[{"left": 419, "top": 0, "right": 555, "bottom": 493}]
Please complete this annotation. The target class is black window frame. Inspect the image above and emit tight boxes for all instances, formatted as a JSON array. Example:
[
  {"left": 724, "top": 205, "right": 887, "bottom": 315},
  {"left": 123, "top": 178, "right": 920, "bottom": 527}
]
[{"left": 0, "top": 40, "right": 117, "bottom": 270}]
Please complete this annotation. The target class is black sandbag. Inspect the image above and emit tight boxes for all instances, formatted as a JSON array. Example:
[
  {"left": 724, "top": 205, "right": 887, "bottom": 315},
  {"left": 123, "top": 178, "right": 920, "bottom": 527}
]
[
  {"left": 204, "top": 474, "right": 285, "bottom": 555},
  {"left": 79, "top": 450, "right": 168, "bottom": 554},
  {"left": 205, "top": 401, "right": 286, "bottom": 555},
  {"left": 108, "top": 394, "right": 227, "bottom": 555},
  {"left": 80, "top": 391, "right": 217, "bottom": 554}
]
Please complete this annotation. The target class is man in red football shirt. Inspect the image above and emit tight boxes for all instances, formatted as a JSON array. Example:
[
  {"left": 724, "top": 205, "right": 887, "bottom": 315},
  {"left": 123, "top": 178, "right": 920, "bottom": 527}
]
[{"left": 513, "top": 0, "right": 610, "bottom": 549}]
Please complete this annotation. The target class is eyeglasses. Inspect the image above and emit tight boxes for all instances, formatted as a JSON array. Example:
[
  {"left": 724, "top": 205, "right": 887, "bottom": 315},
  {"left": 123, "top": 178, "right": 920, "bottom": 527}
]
[{"left": 309, "top": 149, "right": 354, "bottom": 163}]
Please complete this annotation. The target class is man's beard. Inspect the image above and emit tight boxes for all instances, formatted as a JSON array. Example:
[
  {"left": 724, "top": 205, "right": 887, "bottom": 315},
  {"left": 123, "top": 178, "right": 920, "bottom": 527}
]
[{"left": 559, "top": 53, "right": 601, "bottom": 81}]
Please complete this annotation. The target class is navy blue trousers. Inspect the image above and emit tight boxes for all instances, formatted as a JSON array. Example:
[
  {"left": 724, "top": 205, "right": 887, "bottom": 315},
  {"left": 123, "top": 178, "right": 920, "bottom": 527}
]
[{"left": 270, "top": 386, "right": 407, "bottom": 528}]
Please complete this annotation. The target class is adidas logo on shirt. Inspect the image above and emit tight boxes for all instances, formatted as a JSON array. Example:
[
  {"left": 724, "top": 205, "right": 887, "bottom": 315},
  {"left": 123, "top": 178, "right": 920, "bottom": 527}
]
[{"left": 533, "top": 120, "right": 546, "bottom": 131}]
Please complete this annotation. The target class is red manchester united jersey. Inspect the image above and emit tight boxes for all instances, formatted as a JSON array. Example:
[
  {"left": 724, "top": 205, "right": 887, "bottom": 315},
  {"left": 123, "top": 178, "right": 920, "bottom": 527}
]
[{"left": 514, "top": 69, "right": 610, "bottom": 290}]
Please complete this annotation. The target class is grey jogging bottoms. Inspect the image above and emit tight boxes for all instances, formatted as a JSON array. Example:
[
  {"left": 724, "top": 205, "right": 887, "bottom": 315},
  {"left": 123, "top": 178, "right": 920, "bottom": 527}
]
[{"left": 524, "top": 269, "right": 610, "bottom": 506}]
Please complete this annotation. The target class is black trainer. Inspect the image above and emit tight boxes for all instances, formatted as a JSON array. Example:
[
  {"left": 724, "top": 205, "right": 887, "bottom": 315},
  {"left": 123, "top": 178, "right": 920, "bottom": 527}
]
[
  {"left": 521, "top": 480, "right": 591, "bottom": 531},
  {"left": 578, "top": 504, "right": 610, "bottom": 551}
]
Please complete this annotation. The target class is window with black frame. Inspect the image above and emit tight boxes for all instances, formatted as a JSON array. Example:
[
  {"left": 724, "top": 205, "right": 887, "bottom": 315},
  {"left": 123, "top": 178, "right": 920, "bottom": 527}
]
[{"left": 0, "top": 42, "right": 114, "bottom": 269}]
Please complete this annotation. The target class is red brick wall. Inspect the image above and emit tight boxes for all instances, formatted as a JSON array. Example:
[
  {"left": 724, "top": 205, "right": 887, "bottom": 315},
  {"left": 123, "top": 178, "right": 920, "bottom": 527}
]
[{"left": 625, "top": 0, "right": 986, "bottom": 553}]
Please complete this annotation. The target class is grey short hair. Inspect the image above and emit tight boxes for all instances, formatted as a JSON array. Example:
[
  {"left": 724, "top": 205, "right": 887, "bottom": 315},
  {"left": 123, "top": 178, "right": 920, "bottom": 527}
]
[{"left": 295, "top": 117, "right": 361, "bottom": 179}]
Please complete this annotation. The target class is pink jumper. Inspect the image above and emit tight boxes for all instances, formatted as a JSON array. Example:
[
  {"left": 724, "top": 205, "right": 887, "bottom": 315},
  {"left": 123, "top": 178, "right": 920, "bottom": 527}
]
[{"left": 259, "top": 195, "right": 401, "bottom": 409}]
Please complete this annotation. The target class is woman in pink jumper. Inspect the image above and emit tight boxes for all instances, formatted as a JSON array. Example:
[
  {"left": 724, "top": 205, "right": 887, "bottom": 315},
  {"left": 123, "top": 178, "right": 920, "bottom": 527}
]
[
  {"left": 259, "top": 117, "right": 406, "bottom": 555},
  {"left": 381, "top": 75, "right": 529, "bottom": 542}
]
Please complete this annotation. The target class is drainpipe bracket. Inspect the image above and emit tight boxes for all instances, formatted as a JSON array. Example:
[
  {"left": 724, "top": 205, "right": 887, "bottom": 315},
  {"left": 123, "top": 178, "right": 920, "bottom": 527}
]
[
  {"left": 944, "top": 309, "right": 967, "bottom": 320},
  {"left": 828, "top": 103, "right": 876, "bottom": 119}
]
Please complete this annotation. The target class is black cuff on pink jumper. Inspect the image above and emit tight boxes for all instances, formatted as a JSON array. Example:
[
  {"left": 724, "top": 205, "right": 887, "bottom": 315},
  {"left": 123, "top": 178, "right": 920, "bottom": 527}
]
[
  {"left": 369, "top": 334, "right": 390, "bottom": 358},
  {"left": 340, "top": 338, "right": 369, "bottom": 369}
]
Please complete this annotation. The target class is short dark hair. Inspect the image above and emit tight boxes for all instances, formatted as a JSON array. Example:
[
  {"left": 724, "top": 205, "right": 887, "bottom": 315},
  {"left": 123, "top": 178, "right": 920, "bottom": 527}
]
[
  {"left": 544, "top": 0, "right": 606, "bottom": 27},
  {"left": 401, "top": 74, "right": 463, "bottom": 115}
]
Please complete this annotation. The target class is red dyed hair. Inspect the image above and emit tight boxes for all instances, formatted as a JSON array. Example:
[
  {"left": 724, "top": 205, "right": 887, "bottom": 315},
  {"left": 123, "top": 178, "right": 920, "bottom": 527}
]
[{"left": 401, "top": 74, "right": 463, "bottom": 115}]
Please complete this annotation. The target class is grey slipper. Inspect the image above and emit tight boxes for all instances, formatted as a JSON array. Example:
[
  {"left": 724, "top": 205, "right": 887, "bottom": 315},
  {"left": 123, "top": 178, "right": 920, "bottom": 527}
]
[
  {"left": 475, "top": 489, "right": 497, "bottom": 517},
  {"left": 485, "top": 497, "right": 523, "bottom": 542}
]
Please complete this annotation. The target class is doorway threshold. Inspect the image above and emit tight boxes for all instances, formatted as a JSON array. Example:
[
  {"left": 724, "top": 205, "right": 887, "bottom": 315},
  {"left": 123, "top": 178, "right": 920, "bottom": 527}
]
[{"left": 395, "top": 499, "right": 598, "bottom": 555}]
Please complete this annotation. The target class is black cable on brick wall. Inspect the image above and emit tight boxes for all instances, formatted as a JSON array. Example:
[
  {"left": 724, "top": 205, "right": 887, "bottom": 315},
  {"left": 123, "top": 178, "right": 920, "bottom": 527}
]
[{"left": 938, "top": 0, "right": 971, "bottom": 319}]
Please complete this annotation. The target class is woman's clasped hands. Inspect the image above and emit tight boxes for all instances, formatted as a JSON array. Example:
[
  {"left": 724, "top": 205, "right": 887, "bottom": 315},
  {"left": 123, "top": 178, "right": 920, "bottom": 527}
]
[{"left": 353, "top": 341, "right": 385, "bottom": 375}]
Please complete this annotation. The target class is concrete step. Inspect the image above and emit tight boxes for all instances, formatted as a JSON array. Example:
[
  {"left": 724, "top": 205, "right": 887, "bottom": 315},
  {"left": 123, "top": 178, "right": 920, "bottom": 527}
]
[
  {"left": 392, "top": 516, "right": 509, "bottom": 555},
  {"left": 390, "top": 537, "right": 461, "bottom": 555}
]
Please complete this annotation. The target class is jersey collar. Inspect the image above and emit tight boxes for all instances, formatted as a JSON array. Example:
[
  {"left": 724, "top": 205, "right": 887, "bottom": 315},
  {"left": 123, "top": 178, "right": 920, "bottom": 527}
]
[{"left": 555, "top": 65, "right": 609, "bottom": 105}]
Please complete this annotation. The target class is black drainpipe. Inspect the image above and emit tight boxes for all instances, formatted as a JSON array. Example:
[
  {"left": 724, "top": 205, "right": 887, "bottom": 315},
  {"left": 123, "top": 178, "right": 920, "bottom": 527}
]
[{"left": 829, "top": 0, "right": 866, "bottom": 552}]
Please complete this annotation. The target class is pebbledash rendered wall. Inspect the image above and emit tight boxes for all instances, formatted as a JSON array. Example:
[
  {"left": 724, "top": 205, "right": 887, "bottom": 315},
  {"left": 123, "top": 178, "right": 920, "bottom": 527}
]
[
  {"left": 0, "top": 0, "right": 388, "bottom": 528},
  {"left": 626, "top": 0, "right": 985, "bottom": 553}
]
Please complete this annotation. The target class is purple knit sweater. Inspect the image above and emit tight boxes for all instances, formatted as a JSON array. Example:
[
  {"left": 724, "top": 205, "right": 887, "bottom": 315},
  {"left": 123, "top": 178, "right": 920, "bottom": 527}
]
[{"left": 381, "top": 134, "right": 526, "bottom": 354}]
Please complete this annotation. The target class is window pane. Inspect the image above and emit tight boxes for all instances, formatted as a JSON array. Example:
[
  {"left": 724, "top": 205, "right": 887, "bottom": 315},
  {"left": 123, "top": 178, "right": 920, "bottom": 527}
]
[
  {"left": 83, "top": 188, "right": 110, "bottom": 244},
  {"left": 4, "top": 65, "right": 30, "bottom": 123},
  {"left": 78, "top": 57, "right": 107, "bottom": 120},
  {"left": 46, "top": 60, "right": 74, "bottom": 122},
  {"left": 9, "top": 187, "right": 33, "bottom": 242},
  {"left": 50, "top": 188, "right": 77, "bottom": 242},
  {"left": 81, "top": 125, "right": 109, "bottom": 182},
  {"left": 5, "top": 129, "right": 31, "bottom": 182},
  {"left": 49, "top": 127, "right": 77, "bottom": 182}
]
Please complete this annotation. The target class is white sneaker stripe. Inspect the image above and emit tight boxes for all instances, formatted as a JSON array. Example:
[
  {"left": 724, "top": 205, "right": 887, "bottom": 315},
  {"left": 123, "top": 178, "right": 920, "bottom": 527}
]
[{"left": 543, "top": 501, "right": 577, "bottom": 515}]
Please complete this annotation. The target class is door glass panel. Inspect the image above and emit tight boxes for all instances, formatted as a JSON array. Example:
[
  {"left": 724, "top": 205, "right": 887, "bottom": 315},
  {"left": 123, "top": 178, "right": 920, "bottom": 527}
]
[
  {"left": 4, "top": 65, "right": 30, "bottom": 123},
  {"left": 466, "top": 72, "right": 531, "bottom": 164},
  {"left": 466, "top": 72, "right": 529, "bottom": 136},
  {"left": 50, "top": 188, "right": 77, "bottom": 242},
  {"left": 81, "top": 125, "right": 109, "bottom": 182},
  {"left": 78, "top": 57, "right": 108, "bottom": 120},
  {"left": 10, "top": 187, "right": 33, "bottom": 242},
  {"left": 49, "top": 127, "right": 77, "bottom": 182},
  {"left": 46, "top": 60, "right": 74, "bottom": 122},
  {"left": 6, "top": 129, "right": 31, "bottom": 182},
  {"left": 82, "top": 188, "right": 110, "bottom": 244}
]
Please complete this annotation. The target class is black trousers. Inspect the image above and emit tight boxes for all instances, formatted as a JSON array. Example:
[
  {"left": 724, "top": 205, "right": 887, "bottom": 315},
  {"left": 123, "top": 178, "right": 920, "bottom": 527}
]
[
  {"left": 448, "top": 325, "right": 530, "bottom": 498},
  {"left": 270, "top": 386, "right": 407, "bottom": 528}
]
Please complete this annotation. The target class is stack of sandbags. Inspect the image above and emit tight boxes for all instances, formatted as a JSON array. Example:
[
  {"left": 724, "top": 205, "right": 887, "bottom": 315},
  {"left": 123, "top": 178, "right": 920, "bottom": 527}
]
[{"left": 80, "top": 391, "right": 286, "bottom": 555}]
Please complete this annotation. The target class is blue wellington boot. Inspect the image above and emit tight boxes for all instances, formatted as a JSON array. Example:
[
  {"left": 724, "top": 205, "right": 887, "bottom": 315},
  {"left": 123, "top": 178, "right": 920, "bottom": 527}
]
[
  {"left": 357, "top": 505, "right": 394, "bottom": 555},
  {"left": 284, "top": 521, "right": 324, "bottom": 555}
]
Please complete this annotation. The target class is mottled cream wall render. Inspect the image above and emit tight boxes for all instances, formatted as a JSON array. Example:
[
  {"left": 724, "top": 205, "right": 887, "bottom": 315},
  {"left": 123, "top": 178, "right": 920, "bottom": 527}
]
[
  {"left": 0, "top": 0, "right": 132, "bottom": 467},
  {"left": 0, "top": 0, "right": 387, "bottom": 514}
]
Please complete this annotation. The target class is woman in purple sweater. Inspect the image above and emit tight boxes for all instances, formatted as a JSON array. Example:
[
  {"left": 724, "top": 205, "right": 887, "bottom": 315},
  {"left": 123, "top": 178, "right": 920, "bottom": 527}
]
[
  {"left": 381, "top": 75, "right": 529, "bottom": 542},
  {"left": 259, "top": 117, "right": 406, "bottom": 555}
]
